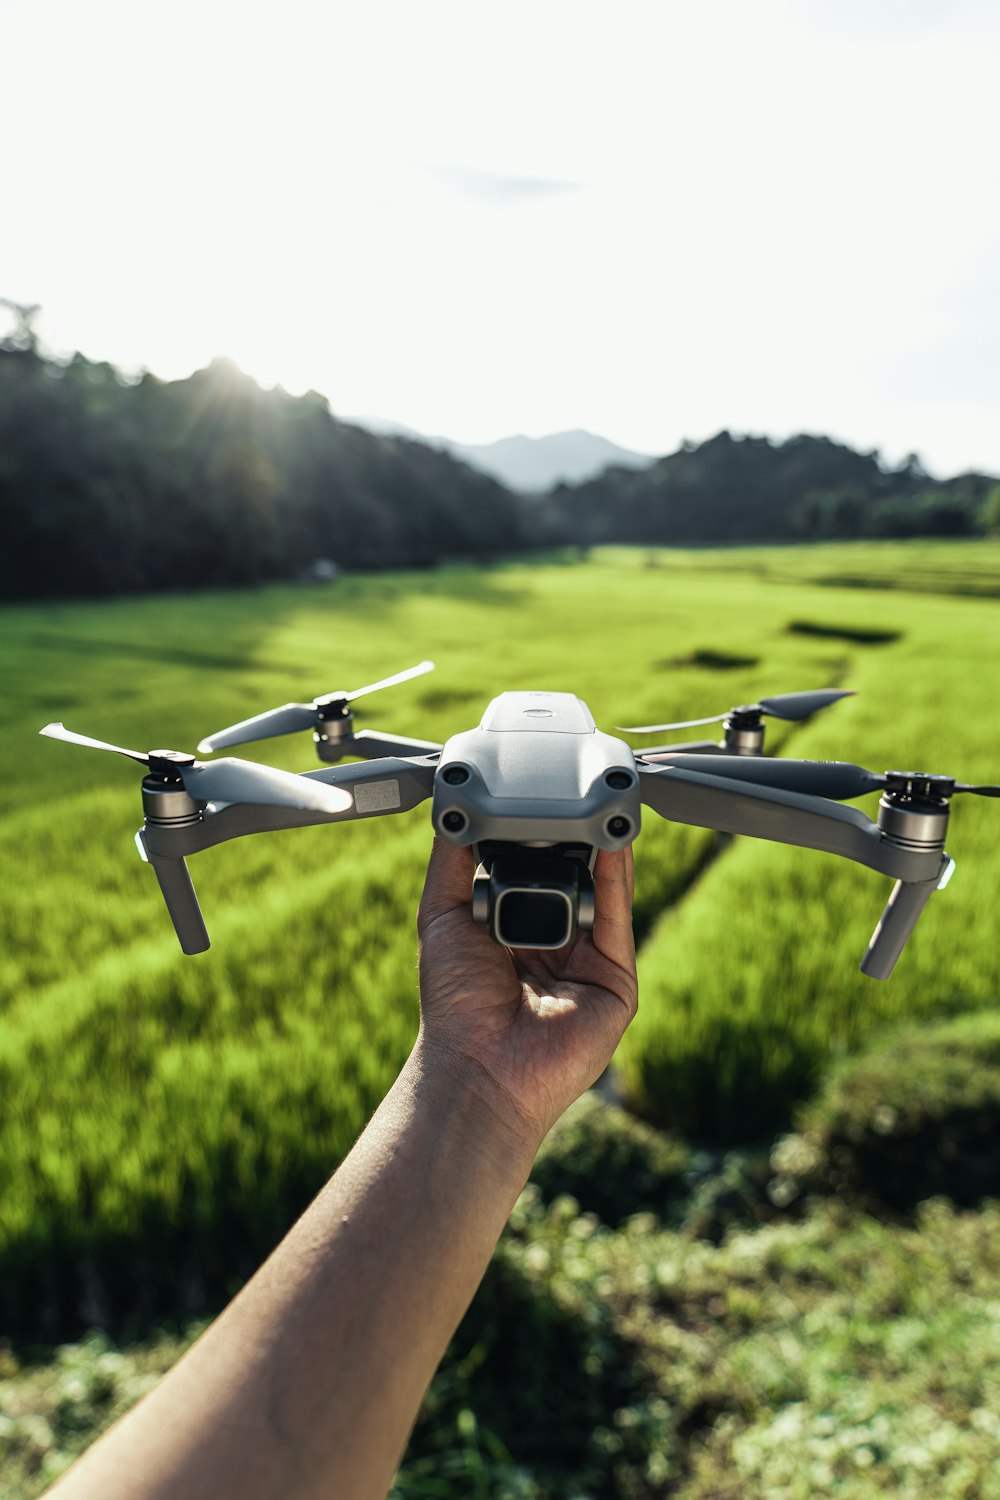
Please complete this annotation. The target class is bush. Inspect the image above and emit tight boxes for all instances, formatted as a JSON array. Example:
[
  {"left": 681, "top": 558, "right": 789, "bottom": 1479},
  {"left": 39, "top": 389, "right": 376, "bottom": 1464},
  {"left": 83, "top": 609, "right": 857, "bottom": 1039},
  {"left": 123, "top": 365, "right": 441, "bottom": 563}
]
[
  {"left": 401, "top": 1191, "right": 1000, "bottom": 1497},
  {"left": 399, "top": 1190, "right": 676, "bottom": 1498},
  {"left": 533, "top": 1095, "right": 795, "bottom": 1246},
  {"left": 792, "top": 1010, "right": 1000, "bottom": 1210},
  {"left": 680, "top": 1147, "right": 784, "bottom": 1243},
  {"left": 530, "top": 1093, "right": 690, "bottom": 1226},
  {"left": 9, "top": 1195, "right": 1000, "bottom": 1499}
]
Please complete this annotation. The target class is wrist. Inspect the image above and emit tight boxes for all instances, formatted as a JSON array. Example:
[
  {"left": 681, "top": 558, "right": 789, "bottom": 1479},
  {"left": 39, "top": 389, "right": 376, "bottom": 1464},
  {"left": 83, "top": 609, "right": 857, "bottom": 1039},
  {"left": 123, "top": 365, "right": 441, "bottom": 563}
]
[{"left": 406, "top": 1033, "right": 546, "bottom": 1176}]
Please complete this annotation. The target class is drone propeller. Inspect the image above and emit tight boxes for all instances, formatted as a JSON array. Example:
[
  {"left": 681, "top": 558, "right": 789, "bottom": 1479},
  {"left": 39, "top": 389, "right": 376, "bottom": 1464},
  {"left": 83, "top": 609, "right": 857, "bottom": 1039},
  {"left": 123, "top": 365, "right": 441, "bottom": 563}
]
[
  {"left": 197, "top": 659, "right": 435, "bottom": 753},
  {"left": 619, "top": 687, "right": 854, "bottom": 734},
  {"left": 39, "top": 723, "right": 353, "bottom": 814},
  {"left": 643, "top": 752, "right": 1000, "bottom": 802}
]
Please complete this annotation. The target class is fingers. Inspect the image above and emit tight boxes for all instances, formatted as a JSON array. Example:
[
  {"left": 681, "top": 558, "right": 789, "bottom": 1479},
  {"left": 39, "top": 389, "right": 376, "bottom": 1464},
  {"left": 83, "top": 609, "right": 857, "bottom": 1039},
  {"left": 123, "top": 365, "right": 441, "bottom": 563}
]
[
  {"left": 591, "top": 846, "right": 637, "bottom": 976},
  {"left": 417, "top": 837, "right": 476, "bottom": 931}
]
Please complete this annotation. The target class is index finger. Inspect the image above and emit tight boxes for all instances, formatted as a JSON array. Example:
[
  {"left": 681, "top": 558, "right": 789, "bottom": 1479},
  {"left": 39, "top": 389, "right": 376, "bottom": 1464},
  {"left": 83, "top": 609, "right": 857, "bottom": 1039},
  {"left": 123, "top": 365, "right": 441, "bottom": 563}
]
[
  {"left": 417, "top": 836, "right": 476, "bottom": 930},
  {"left": 591, "top": 845, "right": 636, "bottom": 973}
]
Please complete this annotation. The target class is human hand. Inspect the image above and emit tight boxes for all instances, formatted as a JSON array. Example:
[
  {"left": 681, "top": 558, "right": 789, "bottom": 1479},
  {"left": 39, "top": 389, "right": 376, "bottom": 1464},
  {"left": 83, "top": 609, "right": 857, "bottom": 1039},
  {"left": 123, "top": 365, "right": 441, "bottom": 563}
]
[{"left": 416, "top": 839, "right": 637, "bottom": 1147}]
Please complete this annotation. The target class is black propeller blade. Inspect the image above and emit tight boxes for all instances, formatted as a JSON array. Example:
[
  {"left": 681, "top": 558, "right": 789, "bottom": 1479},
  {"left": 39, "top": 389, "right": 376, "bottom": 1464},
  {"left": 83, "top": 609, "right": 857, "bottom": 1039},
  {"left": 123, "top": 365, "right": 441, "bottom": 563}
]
[
  {"left": 39, "top": 723, "right": 352, "bottom": 814},
  {"left": 197, "top": 660, "right": 435, "bottom": 752},
  {"left": 619, "top": 687, "right": 853, "bottom": 735},
  {"left": 757, "top": 688, "right": 855, "bottom": 722},
  {"left": 641, "top": 752, "right": 1000, "bottom": 802}
]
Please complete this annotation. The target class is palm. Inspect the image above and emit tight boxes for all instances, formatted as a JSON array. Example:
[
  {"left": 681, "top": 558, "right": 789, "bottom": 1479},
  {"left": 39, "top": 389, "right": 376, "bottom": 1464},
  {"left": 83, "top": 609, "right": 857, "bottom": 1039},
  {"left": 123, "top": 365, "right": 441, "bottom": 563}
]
[{"left": 417, "top": 841, "right": 637, "bottom": 1138}]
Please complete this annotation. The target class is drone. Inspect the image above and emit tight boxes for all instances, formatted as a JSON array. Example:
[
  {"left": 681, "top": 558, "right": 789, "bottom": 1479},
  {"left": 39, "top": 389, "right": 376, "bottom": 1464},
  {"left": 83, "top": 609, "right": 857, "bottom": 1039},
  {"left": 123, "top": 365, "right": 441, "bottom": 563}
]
[{"left": 40, "top": 662, "right": 998, "bottom": 980}]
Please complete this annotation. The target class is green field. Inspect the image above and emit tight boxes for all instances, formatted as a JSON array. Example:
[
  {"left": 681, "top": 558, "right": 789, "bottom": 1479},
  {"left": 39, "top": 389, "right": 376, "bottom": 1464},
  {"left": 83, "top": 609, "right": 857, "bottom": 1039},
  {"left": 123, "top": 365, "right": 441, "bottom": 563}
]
[
  {"left": 3, "top": 541, "right": 1000, "bottom": 1321},
  {"left": 2, "top": 541, "right": 1000, "bottom": 1493}
]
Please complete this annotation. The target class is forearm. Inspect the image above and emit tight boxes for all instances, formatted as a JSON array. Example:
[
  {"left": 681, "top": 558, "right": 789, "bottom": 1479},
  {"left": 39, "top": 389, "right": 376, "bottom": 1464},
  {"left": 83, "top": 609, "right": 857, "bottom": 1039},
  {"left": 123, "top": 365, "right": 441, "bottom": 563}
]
[{"left": 49, "top": 1039, "right": 541, "bottom": 1500}]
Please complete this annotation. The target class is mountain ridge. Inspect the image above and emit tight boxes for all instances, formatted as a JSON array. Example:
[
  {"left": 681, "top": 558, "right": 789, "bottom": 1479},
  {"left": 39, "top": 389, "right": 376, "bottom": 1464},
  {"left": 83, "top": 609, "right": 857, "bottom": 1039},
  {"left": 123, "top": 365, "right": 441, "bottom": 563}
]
[{"left": 344, "top": 416, "right": 657, "bottom": 492}]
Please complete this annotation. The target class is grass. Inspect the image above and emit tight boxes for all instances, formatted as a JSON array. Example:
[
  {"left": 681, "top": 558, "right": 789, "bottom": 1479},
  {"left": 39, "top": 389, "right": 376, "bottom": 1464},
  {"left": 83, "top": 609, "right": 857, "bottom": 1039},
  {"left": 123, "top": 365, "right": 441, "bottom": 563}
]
[
  {"left": 2, "top": 541, "right": 1000, "bottom": 1336},
  {"left": 1, "top": 537, "right": 999, "bottom": 1499},
  {"left": 619, "top": 558, "right": 1000, "bottom": 1136}
]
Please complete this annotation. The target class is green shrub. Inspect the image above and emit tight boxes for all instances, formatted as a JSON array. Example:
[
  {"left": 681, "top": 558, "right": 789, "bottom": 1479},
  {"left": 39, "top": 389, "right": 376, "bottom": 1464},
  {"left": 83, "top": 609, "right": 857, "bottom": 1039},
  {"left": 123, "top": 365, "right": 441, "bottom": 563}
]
[
  {"left": 401, "top": 1191, "right": 1000, "bottom": 1498},
  {"left": 400, "top": 1190, "right": 676, "bottom": 1499},
  {"left": 530, "top": 1093, "right": 690, "bottom": 1227},
  {"left": 680, "top": 1147, "right": 785, "bottom": 1243},
  {"left": 792, "top": 1010, "right": 1000, "bottom": 1210},
  {"left": 8, "top": 1196, "right": 1000, "bottom": 1499},
  {"left": 0, "top": 1328, "right": 200, "bottom": 1499}
]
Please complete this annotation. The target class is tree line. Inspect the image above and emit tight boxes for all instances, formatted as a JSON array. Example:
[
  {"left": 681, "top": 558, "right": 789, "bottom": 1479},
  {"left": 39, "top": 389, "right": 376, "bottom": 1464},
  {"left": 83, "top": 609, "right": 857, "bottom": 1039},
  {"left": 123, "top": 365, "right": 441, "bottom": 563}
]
[
  {"left": 0, "top": 344, "right": 526, "bottom": 599},
  {"left": 1, "top": 337, "right": 996, "bottom": 601},
  {"left": 534, "top": 429, "right": 998, "bottom": 547}
]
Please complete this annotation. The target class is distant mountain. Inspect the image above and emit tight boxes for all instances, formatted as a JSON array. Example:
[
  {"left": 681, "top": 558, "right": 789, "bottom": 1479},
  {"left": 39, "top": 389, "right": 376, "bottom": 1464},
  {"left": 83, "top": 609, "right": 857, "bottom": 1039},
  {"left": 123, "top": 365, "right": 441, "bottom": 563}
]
[
  {"left": 345, "top": 415, "right": 430, "bottom": 442},
  {"left": 344, "top": 417, "right": 658, "bottom": 492},
  {"left": 450, "top": 430, "right": 658, "bottom": 493}
]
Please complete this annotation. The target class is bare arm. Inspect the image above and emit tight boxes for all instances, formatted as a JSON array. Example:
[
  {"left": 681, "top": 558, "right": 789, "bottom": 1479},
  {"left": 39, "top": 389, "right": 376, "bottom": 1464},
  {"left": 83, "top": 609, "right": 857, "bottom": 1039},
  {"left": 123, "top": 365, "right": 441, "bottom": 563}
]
[{"left": 48, "top": 840, "right": 637, "bottom": 1500}]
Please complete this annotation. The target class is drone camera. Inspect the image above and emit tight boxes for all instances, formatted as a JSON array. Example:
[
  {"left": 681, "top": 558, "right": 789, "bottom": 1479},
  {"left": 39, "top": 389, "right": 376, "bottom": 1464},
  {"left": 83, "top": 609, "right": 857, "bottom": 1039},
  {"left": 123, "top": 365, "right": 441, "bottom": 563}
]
[
  {"left": 497, "top": 888, "right": 574, "bottom": 948},
  {"left": 472, "top": 847, "right": 595, "bottom": 950}
]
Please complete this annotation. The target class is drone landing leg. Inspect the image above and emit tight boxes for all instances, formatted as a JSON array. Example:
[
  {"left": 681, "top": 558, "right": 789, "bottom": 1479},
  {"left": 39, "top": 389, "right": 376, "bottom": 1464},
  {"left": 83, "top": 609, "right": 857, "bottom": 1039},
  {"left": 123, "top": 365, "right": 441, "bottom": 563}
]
[
  {"left": 146, "top": 847, "right": 211, "bottom": 955},
  {"left": 860, "top": 874, "right": 941, "bottom": 980}
]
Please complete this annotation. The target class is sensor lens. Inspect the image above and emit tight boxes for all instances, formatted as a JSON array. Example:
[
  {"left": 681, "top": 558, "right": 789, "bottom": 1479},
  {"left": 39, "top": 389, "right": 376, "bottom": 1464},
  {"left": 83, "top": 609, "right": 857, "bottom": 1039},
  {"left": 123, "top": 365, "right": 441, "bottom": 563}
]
[
  {"left": 606, "top": 815, "right": 631, "bottom": 838},
  {"left": 441, "top": 810, "right": 467, "bottom": 833},
  {"left": 606, "top": 771, "right": 632, "bottom": 790},
  {"left": 442, "top": 766, "right": 470, "bottom": 785},
  {"left": 496, "top": 890, "right": 572, "bottom": 948}
]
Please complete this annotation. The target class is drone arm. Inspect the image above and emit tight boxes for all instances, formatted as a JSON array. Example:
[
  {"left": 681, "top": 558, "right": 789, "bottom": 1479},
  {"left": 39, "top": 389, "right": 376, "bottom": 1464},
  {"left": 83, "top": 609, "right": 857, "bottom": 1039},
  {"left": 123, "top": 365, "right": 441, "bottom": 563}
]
[
  {"left": 638, "top": 762, "right": 952, "bottom": 978},
  {"left": 142, "top": 756, "right": 438, "bottom": 859},
  {"left": 137, "top": 832, "right": 211, "bottom": 954},
  {"left": 636, "top": 762, "right": 944, "bottom": 882},
  {"left": 637, "top": 739, "right": 728, "bottom": 758},
  {"left": 304, "top": 753, "right": 439, "bottom": 809}
]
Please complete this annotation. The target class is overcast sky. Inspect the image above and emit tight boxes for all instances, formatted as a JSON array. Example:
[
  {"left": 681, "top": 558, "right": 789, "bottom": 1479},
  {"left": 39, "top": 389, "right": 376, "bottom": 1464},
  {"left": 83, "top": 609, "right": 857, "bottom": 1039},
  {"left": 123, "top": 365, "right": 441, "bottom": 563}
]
[{"left": 2, "top": 0, "right": 998, "bottom": 475}]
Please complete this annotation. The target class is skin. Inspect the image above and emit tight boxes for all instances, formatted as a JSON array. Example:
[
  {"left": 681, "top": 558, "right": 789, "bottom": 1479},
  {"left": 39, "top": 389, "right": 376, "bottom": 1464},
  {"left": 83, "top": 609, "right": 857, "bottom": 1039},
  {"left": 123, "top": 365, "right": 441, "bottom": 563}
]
[{"left": 47, "top": 838, "right": 637, "bottom": 1500}]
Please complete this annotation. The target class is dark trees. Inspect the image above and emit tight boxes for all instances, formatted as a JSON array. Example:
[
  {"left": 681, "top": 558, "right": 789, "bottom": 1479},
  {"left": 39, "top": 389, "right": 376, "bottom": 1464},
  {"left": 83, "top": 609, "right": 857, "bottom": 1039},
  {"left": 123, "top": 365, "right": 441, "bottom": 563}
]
[
  {"left": 537, "top": 430, "right": 994, "bottom": 548},
  {"left": 0, "top": 348, "right": 526, "bottom": 600}
]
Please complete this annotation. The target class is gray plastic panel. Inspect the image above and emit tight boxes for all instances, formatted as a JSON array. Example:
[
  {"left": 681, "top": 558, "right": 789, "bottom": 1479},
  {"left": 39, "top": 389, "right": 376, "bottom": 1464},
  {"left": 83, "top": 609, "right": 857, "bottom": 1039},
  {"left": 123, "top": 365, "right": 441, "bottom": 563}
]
[
  {"left": 480, "top": 691, "right": 597, "bottom": 735},
  {"left": 434, "top": 694, "right": 640, "bottom": 850}
]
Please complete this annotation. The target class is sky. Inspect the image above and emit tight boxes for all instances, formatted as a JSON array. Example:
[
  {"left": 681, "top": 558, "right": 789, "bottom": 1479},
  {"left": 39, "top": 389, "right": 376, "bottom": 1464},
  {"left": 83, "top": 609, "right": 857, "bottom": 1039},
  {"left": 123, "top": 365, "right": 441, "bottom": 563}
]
[{"left": 2, "top": 0, "right": 998, "bottom": 476}]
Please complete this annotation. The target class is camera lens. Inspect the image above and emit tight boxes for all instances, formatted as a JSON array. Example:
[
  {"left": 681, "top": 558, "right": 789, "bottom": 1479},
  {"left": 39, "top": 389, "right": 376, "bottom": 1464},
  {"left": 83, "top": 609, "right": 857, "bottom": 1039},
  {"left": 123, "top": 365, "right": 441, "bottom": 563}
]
[
  {"left": 606, "top": 815, "right": 631, "bottom": 838},
  {"left": 443, "top": 765, "right": 470, "bottom": 785},
  {"left": 496, "top": 891, "right": 572, "bottom": 948},
  {"left": 605, "top": 770, "right": 633, "bottom": 790},
  {"left": 441, "top": 810, "right": 467, "bottom": 834}
]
